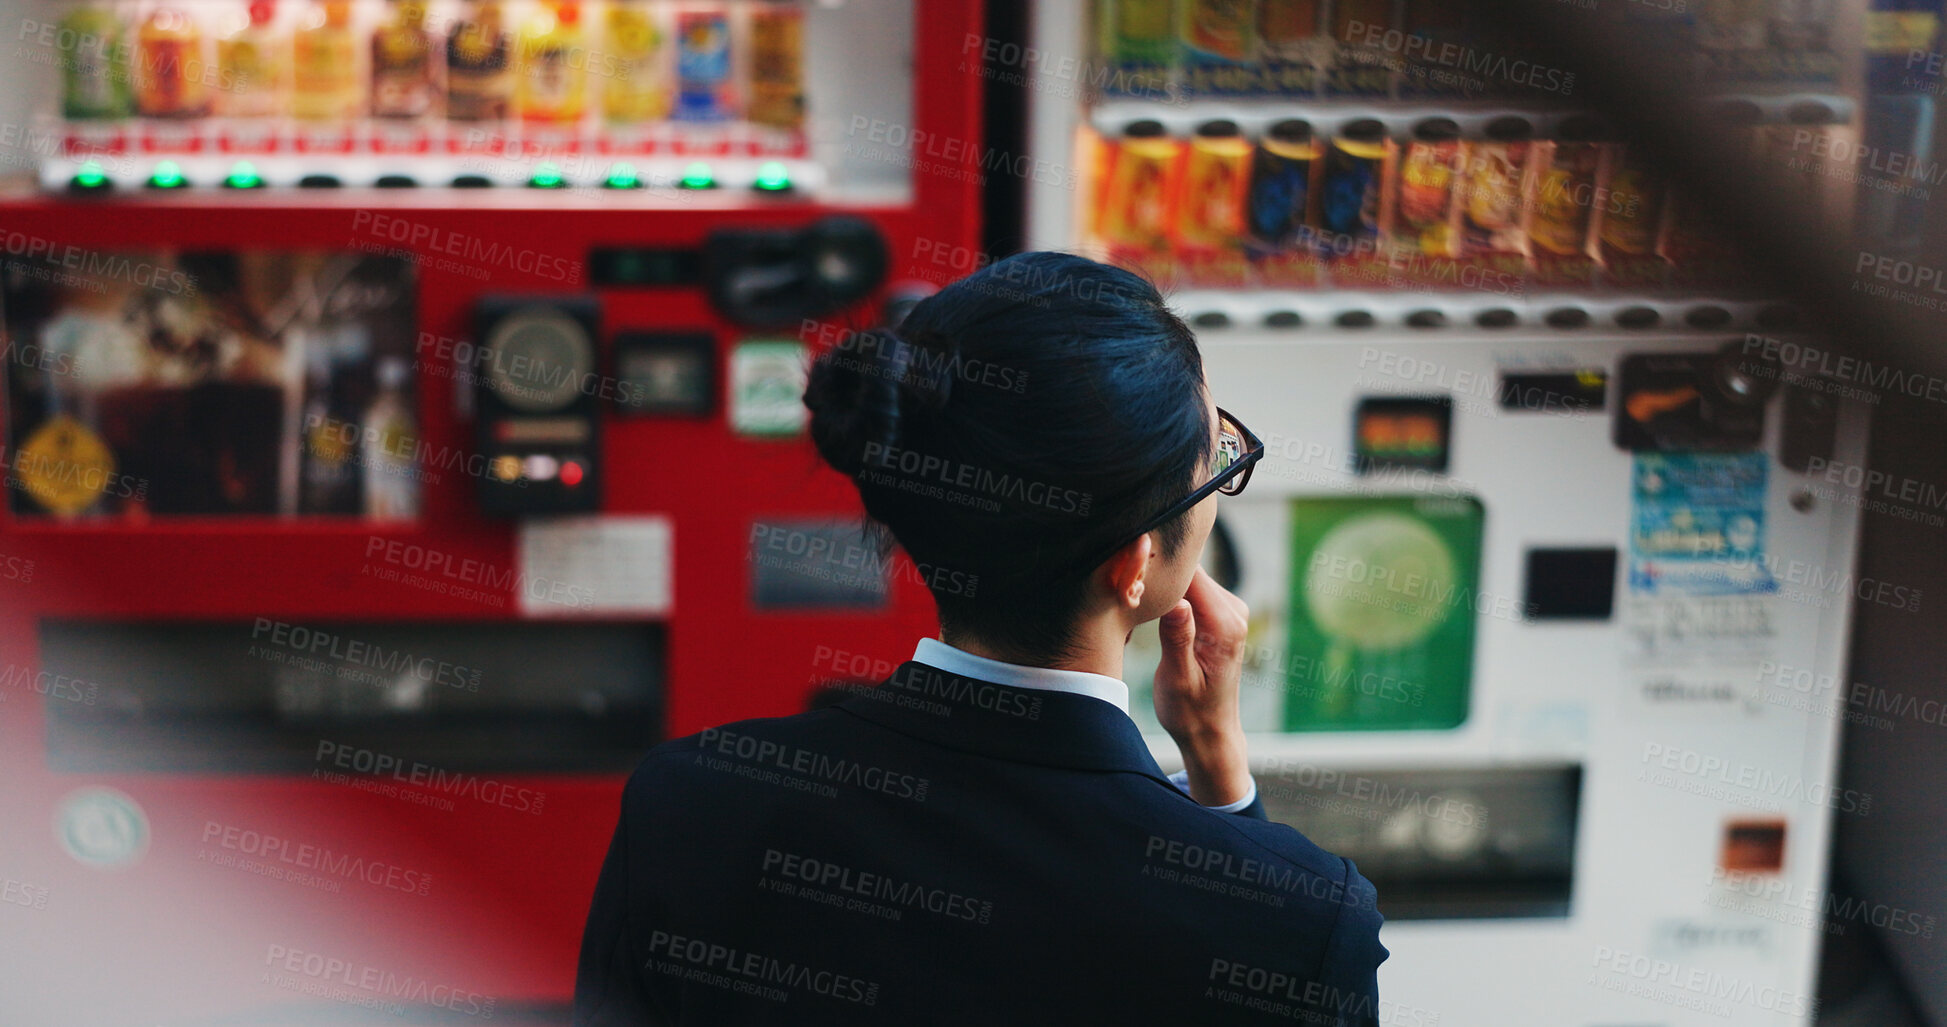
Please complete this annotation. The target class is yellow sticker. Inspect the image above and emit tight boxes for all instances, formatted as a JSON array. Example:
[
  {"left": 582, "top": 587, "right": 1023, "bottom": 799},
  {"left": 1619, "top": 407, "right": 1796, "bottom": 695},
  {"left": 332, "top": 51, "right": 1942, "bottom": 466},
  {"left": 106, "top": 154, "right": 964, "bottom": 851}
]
[
  {"left": 15, "top": 414, "right": 116, "bottom": 516},
  {"left": 1866, "top": 12, "right": 1939, "bottom": 52},
  {"left": 308, "top": 418, "right": 353, "bottom": 466}
]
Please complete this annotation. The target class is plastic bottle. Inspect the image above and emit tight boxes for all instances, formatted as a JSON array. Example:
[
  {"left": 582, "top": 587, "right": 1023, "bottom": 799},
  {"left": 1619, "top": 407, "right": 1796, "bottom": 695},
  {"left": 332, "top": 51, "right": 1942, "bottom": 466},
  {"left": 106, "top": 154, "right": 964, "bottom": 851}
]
[
  {"left": 362, "top": 356, "right": 421, "bottom": 520},
  {"left": 60, "top": 2, "right": 132, "bottom": 119},
  {"left": 517, "top": 0, "right": 587, "bottom": 124},
  {"left": 299, "top": 335, "right": 360, "bottom": 514},
  {"left": 604, "top": 0, "right": 669, "bottom": 124},
  {"left": 447, "top": 0, "right": 512, "bottom": 121},
  {"left": 136, "top": 3, "right": 212, "bottom": 118},
  {"left": 372, "top": 0, "right": 438, "bottom": 118},
  {"left": 292, "top": 0, "right": 361, "bottom": 121},
  {"left": 217, "top": 1, "right": 286, "bottom": 119}
]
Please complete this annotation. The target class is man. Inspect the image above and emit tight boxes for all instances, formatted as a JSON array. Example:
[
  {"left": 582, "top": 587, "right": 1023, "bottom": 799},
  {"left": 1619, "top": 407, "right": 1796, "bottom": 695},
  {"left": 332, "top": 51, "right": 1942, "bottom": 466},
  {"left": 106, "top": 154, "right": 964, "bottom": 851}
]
[{"left": 573, "top": 253, "right": 1387, "bottom": 1025}]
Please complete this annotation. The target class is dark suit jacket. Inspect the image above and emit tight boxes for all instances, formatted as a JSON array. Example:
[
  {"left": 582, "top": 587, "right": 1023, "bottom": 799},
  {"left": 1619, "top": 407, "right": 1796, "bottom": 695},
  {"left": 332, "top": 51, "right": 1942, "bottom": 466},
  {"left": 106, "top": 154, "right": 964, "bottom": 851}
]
[{"left": 573, "top": 659, "right": 1389, "bottom": 1025}]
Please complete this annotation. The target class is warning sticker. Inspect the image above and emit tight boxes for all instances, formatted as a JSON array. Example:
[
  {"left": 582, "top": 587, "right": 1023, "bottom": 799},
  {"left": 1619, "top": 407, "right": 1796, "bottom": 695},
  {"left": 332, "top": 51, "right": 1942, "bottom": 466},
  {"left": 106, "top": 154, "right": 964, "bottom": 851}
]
[{"left": 12, "top": 415, "right": 117, "bottom": 516}]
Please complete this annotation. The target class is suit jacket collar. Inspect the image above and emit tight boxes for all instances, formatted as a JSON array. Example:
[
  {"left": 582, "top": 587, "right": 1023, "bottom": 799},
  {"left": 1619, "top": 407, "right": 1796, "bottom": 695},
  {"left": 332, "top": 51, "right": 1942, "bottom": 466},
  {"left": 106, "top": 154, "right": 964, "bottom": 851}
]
[{"left": 833, "top": 660, "right": 1171, "bottom": 782}]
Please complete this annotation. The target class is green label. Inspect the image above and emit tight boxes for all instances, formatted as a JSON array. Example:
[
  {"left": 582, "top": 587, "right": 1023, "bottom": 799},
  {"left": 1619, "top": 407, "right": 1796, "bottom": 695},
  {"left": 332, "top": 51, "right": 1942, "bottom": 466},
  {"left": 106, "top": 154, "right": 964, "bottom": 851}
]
[{"left": 1281, "top": 495, "right": 1483, "bottom": 731}]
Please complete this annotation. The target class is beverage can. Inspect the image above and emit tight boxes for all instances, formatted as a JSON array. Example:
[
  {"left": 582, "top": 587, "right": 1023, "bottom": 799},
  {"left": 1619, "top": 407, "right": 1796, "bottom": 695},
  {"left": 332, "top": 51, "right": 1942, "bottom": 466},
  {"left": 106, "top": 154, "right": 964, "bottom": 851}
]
[
  {"left": 1246, "top": 119, "right": 1316, "bottom": 247},
  {"left": 1318, "top": 124, "right": 1387, "bottom": 245},
  {"left": 1176, "top": 120, "right": 1254, "bottom": 247},
  {"left": 1458, "top": 139, "right": 1530, "bottom": 255},
  {"left": 1097, "top": 122, "right": 1184, "bottom": 249},
  {"left": 1530, "top": 141, "right": 1601, "bottom": 256},
  {"left": 1598, "top": 144, "right": 1663, "bottom": 257},
  {"left": 1393, "top": 136, "right": 1459, "bottom": 256}
]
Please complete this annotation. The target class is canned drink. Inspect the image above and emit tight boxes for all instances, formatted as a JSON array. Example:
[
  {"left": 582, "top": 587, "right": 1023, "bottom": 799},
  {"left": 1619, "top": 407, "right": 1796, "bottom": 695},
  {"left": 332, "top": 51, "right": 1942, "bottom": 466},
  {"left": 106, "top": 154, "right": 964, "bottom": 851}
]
[
  {"left": 1530, "top": 141, "right": 1602, "bottom": 257},
  {"left": 1318, "top": 121, "right": 1388, "bottom": 246},
  {"left": 1097, "top": 121, "right": 1185, "bottom": 250},
  {"left": 1457, "top": 137, "right": 1531, "bottom": 255},
  {"left": 1391, "top": 121, "right": 1460, "bottom": 256},
  {"left": 1177, "top": 120, "right": 1254, "bottom": 247},
  {"left": 1598, "top": 144, "right": 1664, "bottom": 258},
  {"left": 1247, "top": 119, "right": 1317, "bottom": 247}
]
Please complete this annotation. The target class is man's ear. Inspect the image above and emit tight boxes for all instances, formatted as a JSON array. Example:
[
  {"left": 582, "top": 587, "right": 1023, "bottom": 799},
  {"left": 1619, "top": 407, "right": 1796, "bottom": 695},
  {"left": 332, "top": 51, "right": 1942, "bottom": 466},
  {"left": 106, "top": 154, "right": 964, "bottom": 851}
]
[{"left": 1103, "top": 532, "right": 1153, "bottom": 607}]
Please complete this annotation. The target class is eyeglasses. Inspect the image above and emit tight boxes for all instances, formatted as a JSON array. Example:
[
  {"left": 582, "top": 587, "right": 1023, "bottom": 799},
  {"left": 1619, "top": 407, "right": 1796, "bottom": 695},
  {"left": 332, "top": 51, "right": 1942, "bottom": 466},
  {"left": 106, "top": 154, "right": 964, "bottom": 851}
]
[{"left": 1066, "top": 406, "right": 1263, "bottom": 577}]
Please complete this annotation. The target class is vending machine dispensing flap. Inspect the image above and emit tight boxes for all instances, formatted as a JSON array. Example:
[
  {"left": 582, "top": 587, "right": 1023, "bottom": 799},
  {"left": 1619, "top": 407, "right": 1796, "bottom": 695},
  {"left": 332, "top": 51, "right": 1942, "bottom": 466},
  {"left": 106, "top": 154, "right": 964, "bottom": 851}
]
[
  {"left": 1613, "top": 341, "right": 1779, "bottom": 452},
  {"left": 703, "top": 215, "right": 889, "bottom": 327}
]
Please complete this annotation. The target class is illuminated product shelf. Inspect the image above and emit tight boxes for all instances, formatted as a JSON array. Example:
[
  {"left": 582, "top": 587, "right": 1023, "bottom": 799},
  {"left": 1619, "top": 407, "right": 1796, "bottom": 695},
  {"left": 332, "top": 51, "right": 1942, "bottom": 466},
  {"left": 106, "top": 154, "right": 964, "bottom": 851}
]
[
  {"left": 47, "top": 153, "right": 817, "bottom": 194},
  {"left": 1089, "top": 93, "right": 1857, "bottom": 140},
  {"left": 1164, "top": 290, "right": 1802, "bottom": 334}
]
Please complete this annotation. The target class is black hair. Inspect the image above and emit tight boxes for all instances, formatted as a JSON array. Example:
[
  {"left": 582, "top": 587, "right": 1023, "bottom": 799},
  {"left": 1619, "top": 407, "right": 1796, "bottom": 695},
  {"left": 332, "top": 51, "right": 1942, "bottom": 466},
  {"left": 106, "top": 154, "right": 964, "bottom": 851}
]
[{"left": 803, "top": 251, "right": 1212, "bottom": 665}]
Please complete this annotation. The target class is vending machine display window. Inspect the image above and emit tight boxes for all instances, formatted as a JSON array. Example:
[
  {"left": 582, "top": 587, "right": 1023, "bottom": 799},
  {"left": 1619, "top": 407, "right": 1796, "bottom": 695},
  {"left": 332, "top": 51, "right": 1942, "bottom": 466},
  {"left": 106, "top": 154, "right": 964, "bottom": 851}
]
[{"left": 2, "top": 251, "right": 419, "bottom": 519}]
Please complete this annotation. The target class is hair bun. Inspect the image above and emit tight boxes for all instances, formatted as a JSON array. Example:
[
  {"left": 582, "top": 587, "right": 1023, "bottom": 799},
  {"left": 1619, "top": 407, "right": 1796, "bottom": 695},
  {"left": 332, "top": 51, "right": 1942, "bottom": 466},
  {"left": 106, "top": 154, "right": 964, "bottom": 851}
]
[
  {"left": 891, "top": 325, "right": 958, "bottom": 412},
  {"left": 803, "top": 327, "right": 907, "bottom": 478}
]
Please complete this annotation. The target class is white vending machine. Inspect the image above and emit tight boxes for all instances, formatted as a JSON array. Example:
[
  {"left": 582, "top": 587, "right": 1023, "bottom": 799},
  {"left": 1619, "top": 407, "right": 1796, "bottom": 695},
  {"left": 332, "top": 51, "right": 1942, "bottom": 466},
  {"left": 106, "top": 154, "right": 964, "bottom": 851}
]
[{"left": 1023, "top": 2, "right": 1883, "bottom": 1023}]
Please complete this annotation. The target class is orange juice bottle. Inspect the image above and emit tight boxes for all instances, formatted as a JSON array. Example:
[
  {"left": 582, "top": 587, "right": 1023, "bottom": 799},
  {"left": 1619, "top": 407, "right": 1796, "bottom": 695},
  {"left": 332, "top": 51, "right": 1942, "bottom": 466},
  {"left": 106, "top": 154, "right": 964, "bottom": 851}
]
[
  {"left": 136, "top": 3, "right": 211, "bottom": 118},
  {"left": 517, "top": 1, "right": 588, "bottom": 124},
  {"left": 292, "top": 0, "right": 362, "bottom": 121}
]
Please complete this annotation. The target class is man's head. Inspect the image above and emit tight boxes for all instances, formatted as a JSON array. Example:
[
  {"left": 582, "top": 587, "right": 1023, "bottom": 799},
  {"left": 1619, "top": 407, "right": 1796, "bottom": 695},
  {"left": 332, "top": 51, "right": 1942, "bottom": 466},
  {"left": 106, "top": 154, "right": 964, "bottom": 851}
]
[{"left": 803, "top": 252, "right": 1217, "bottom": 664}]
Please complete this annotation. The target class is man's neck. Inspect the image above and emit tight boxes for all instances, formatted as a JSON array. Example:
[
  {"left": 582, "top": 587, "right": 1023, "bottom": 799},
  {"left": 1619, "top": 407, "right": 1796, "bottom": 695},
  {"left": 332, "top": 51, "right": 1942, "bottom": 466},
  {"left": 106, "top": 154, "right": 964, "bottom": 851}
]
[{"left": 940, "top": 619, "right": 1129, "bottom": 680}]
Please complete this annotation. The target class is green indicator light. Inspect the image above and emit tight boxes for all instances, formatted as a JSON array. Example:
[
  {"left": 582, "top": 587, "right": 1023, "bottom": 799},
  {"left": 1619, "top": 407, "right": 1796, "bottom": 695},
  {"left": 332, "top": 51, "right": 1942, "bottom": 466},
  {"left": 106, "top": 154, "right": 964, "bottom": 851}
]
[
  {"left": 530, "top": 162, "right": 566, "bottom": 188},
  {"left": 149, "top": 161, "right": 187, "bottom": 189},
  {"left": 72, "top": 161, "right": 109, "bottom": 190},
  {"left": 753, "top": 161, "right": 791, "bottom": 192},
  {"left": 680, "top": 162, "right": 715, "bottom": 189},
  {"left": 225, "top": 161, "right": 263, "bottom": 189},
  {"left": 604, "top": 162, "right": 640, "bottom": 189}
]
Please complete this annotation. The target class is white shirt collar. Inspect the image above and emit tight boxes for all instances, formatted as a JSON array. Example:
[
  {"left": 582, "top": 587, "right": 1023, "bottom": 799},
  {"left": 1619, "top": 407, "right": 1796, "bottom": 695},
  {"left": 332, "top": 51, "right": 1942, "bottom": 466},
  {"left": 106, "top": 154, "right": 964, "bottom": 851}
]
[{"left": 912, "top": 637, "right": 1130, "bottom": 715}]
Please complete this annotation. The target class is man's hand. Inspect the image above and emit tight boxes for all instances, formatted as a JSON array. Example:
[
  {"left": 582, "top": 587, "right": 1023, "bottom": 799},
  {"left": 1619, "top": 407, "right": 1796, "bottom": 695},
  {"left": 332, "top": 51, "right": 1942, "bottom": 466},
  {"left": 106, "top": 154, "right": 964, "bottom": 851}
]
[{"left": 1152, "top": 566, "right": 1254, "bottom": 807}]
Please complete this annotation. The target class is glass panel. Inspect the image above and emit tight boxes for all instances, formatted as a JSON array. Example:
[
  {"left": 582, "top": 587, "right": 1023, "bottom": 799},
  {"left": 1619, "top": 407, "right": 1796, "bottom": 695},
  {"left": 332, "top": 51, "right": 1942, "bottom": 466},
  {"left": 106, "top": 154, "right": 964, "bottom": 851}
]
[{"left": 3, "top": 251, "right": 419, "bottom": 519}]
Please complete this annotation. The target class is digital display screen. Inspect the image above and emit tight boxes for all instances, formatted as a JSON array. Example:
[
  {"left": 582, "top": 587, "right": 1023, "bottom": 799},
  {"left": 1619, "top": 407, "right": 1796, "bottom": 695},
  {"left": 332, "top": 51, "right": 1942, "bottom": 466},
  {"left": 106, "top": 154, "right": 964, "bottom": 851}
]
[
  {"left": 1354, "top": 396, "right": 1452, "bottom": 473},
  {"left": 1497, "top": 370, "right": 1608, "bottom": 413},
  {"left": 589, "top": 247, "right": 704, "bottom": 288}
]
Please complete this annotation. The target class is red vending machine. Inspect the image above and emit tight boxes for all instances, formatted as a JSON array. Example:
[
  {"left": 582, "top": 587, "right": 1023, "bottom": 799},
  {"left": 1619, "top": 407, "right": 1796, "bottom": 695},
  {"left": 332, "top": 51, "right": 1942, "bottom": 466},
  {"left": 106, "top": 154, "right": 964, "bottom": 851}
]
[{"left": 0, "top": 1, "right": 983, "bottom": 1022}]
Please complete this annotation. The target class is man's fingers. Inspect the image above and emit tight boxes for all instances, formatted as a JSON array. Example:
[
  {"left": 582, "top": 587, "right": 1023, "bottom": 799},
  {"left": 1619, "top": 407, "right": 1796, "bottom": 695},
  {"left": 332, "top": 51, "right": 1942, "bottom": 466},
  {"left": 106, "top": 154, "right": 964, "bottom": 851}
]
[{"left": 1158, "top": 599, "right": 1195, "bottom": 652}]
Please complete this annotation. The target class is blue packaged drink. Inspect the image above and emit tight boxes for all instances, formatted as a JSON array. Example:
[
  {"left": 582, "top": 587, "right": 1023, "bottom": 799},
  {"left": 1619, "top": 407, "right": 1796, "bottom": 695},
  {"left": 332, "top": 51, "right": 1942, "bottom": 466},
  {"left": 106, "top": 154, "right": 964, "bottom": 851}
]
[{"left": 675, "top": 6, "right": 735, "bottom": 121}]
